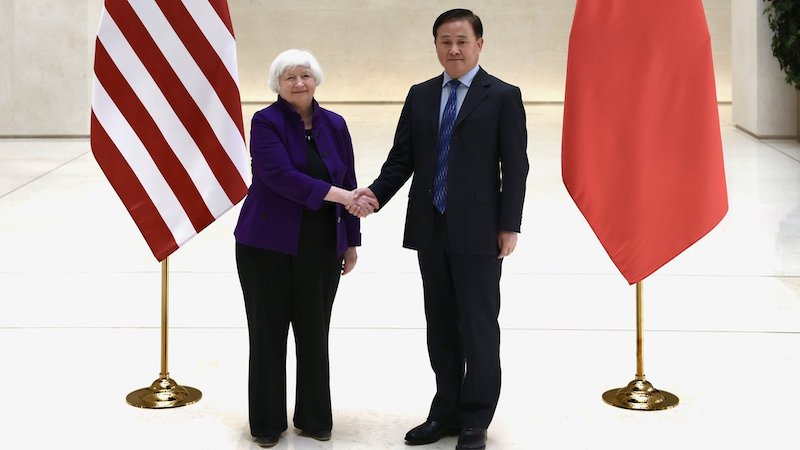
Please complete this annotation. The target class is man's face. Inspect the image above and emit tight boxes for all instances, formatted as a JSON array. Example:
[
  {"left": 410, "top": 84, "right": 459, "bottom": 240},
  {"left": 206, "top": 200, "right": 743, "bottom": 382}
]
[{"left": 434, "top": 19, "right": 483, "bottom": 79}]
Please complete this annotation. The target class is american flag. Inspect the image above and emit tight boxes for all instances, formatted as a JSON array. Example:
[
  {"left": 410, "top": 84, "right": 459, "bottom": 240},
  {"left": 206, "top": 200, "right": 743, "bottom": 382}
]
[{"left": 90, "top": 0, "right": 250, "bottom": 261}]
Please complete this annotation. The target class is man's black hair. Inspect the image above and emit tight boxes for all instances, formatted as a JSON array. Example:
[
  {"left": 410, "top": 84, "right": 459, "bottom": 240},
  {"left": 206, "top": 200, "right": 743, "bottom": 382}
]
[{"left": 433, "top": 9, "right": 483, "bottom": 38}]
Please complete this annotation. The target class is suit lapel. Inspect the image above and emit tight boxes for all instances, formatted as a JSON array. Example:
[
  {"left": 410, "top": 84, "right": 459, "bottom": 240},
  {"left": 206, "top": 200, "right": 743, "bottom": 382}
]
[
  {"left": 455, "top": 68, "right": 490, "bottom": 128},
  {"left": 423, "top": 75, "right": 444, "bottom": 132}
]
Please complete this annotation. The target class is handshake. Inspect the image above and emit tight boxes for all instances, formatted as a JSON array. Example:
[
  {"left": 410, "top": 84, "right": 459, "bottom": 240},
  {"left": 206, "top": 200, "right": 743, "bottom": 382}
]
[{"left": 344, "top": 188, "right": 380, "bottom": 218}]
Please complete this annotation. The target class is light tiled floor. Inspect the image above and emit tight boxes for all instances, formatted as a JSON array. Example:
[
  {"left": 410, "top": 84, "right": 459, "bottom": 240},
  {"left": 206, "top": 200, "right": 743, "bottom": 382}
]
[{"left": 1, "top": 105, "right": 798, "bottom": 450}]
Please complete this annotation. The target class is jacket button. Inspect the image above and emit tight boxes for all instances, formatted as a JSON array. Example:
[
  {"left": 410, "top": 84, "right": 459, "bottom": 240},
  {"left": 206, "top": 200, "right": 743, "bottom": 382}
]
[{"left": 337, "top": 216, "right": 342, "bottom": 223}]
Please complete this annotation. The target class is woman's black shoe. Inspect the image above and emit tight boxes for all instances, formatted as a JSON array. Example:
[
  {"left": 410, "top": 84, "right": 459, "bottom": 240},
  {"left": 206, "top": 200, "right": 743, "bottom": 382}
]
[
  {"left": 255, "top": 433, "right": 280, "bottom": 448},
  {"left": 299, "top": 429, "right": 332, "bottom": 441}
]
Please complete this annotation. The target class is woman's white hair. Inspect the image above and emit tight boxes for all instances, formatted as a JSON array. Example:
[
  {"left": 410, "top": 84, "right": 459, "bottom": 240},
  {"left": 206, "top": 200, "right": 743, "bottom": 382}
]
[{"left": 267, "top": 49, "right": 324, "bottom": 94}]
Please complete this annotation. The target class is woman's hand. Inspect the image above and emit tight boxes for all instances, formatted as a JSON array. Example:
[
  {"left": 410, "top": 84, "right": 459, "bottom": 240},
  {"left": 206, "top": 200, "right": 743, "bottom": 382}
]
[
  {"left": 341, "top": 247, "right": 358, "bottom": 275},
  {"left": 325, "top": 186, "right": 375, "bottom": 217}
]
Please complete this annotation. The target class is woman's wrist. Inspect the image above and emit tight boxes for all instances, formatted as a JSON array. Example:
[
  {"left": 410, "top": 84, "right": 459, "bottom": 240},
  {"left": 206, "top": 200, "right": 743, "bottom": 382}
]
[{"left": 325, "top": 185, "right": 352, "bottom": 206}]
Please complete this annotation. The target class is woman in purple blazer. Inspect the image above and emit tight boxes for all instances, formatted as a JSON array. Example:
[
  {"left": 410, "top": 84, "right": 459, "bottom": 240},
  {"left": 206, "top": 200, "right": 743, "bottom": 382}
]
[{"left": 234, "top": 49, "right": 372, "bottom": 448}]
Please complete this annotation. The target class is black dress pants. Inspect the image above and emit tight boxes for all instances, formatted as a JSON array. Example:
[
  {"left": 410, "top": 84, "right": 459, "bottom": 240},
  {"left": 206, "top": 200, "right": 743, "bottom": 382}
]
[
  {"left": 236, "top": 206, "right": 341, "bottom": 437},
  {"left": 417, "top": 210, "right": 503, "bottom": 429}
]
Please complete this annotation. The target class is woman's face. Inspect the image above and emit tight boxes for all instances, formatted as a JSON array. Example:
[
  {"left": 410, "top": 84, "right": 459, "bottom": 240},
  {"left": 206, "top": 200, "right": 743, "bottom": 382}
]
[{"left": 278, "top": 65, "right": 316, "bottom": 111}]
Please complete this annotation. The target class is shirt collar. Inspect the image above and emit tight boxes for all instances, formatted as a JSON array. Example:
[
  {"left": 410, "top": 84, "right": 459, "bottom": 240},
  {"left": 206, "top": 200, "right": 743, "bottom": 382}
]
[{"left": 442, "top": 64, "right": 480, "bottom": 88}]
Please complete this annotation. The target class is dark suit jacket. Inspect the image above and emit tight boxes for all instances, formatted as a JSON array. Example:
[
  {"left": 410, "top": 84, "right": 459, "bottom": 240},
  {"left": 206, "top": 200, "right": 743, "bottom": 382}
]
[
  {"left": 370, "top": 68, "right": 528, "bottom": 255},
  {"left": 234, "top": 95, "right": 361, "bottom": 257}
]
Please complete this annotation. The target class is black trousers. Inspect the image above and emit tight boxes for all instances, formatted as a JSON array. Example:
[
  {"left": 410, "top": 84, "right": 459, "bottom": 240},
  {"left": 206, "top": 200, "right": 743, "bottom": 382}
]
[
  {"left": 417, "top": 210, "right": 503, "bottom": 429},
  {"left": 236, "top": 206, "right": 341, "bottom": 437}
]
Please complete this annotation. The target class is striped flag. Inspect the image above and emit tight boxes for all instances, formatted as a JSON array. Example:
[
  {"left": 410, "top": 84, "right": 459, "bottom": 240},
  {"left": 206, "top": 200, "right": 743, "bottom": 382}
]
[{"left": 90, "top": 0, "right": 250, "bottom": 261}]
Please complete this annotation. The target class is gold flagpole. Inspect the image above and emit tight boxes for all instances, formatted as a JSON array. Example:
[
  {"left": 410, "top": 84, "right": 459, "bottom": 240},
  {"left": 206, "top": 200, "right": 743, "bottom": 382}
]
[
  {"left": 602, "top": 280, "right": 679, "bottom": 410},
  {"left": 126, "top": 257, "right": 202, "bottom": 408}
]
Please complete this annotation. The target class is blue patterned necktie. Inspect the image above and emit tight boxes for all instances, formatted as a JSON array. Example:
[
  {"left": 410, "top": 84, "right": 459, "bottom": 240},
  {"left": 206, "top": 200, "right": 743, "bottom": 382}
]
[{"left": 433, "top": 79, "right": 461, "bottom": 213}]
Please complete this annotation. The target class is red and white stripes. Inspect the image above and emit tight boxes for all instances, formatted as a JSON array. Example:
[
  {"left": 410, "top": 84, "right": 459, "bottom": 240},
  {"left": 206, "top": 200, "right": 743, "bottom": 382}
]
[{"left": 91, "top": 0, "right": 249, "bottom": 261}]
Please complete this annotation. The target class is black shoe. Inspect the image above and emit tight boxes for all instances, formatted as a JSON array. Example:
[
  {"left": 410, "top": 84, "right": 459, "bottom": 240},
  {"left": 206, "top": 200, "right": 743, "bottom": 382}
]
[
  {"left": 254, "top": 433, "right": 281, "bottom": 448},
  {"left": 456, "top": 427, "right": 487, "bottom": 450},
  {"left": 404, "top": 419, "right": 461, "bottom": 445},
  {"left": 299, "top": 429, "right": 332, "bottom": 441}
]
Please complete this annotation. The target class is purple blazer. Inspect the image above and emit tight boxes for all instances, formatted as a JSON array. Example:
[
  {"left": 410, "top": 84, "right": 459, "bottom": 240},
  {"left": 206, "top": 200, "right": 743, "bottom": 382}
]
[{"left": 234, "top": 96, "right": 361, "bottom": 257}]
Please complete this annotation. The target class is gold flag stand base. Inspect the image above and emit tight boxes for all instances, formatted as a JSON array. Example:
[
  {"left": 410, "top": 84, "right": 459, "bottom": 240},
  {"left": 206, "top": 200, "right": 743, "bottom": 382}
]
[
  {"left": 126, "top": 376, "right": 202, "bottom": 409},
  {"left": 603, "top": 281, "right": 679, "bottom": 411},
  {"left": 126, "top": 258, "right": 202, "bottom": 409},
  {"left": 602, "top": 377, "right": 679, "bottom": 411}
]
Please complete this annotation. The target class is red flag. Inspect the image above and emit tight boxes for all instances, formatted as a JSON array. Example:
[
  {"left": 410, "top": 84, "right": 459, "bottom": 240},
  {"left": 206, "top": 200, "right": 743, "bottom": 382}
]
[
  {"left": 561, "top": 0, "right": 728, "bottom": 284},
  {"left": 90, "top": 0, "right": 250, "bottom": 261}
]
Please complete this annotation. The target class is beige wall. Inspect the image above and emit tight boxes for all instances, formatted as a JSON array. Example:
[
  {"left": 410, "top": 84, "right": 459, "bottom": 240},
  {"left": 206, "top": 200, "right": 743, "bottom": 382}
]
[
  {"left": 0, "top": 0, "right": 92, "bottom": 135},
  {"left": 732, "top": 0, "right": 796, "bottom": 137},
  {"left": 235, "top": 0, "right": 578, "bottom": 103},
  {"left": 0, "top": 0, "right": 13, "bottom": 133},
  {"left": 235, "top": 0, "right": 732, "bottom": 104},
  {"left": 0, "top": 0, "right": 732, "bottom": 136}
]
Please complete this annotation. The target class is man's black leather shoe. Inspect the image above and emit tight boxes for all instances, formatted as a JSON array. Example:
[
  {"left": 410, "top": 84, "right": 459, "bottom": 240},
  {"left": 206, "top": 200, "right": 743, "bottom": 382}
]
[
  {"left": 404, "top": 419, "right": 461, "bottom": 445},
  {"left": 456, "top": 427, "right": 487, "bottom": 450}
]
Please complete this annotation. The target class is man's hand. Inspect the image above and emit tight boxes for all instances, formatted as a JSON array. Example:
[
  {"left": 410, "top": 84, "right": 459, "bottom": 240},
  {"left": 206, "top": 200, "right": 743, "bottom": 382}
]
[
  {"left": 346, "top": 188, "right": 379, "bottom": 218},
  {"left": 497, "top": 231, "right": 518, "bottom": 259}
]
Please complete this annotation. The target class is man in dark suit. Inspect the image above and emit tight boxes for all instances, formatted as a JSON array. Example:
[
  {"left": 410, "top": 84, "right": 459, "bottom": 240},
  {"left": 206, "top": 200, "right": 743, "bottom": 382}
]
[{"left": 354, "top": 8, "right": 528, "bottom": 450}]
